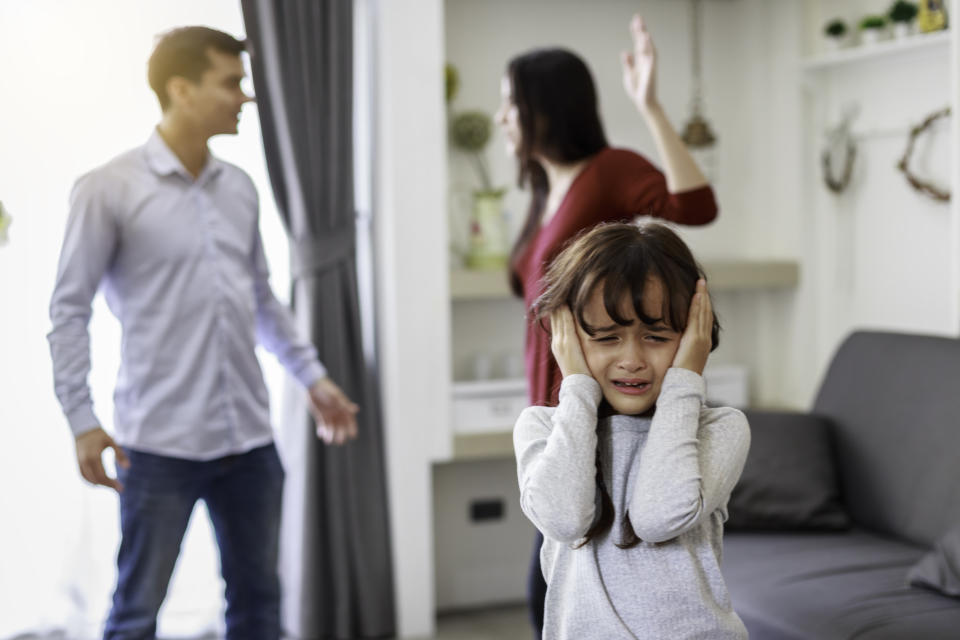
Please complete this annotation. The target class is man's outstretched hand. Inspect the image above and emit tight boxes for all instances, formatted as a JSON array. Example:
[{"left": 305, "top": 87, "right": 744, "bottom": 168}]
[{"left": 308, "top": 377, "right": 359, "bottom": 445}]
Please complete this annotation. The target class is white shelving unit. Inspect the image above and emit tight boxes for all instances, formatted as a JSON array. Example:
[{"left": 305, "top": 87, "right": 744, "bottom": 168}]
[{"left": 802, "top": 30, "right": 950, "bottom": 71}]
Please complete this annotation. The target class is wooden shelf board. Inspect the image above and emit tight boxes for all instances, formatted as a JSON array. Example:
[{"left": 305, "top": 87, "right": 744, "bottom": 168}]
[
  {"left": 452, "top": 432, "right": 514, "bottom": 460},
  {"left": 451, "top": 260, "right": 799, "bottom": 300}
]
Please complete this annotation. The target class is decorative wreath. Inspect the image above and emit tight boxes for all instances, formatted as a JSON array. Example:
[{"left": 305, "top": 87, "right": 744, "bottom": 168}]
[
  {"left": 897, "top": 107, "right": 951, "bottom": 202},
  {"left": 821, "top": 120, "right": 856, "bottom": 194}
]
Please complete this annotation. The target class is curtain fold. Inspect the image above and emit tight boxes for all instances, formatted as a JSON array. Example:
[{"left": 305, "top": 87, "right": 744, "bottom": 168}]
[{"left": 240, "top": 2, "right": 395, "bottom": 638}]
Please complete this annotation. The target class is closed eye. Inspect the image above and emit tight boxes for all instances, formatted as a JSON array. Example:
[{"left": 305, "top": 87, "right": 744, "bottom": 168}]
[{"left": 592, "top": 335, "right": 619, "bottom": 343}]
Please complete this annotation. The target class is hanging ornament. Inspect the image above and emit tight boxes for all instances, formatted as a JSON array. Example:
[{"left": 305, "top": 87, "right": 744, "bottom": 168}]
[
  {"left": 681, "top": 0, "right": 719, "bottom": 182},
  {"left": 821, "top": 107, "right": 858, "bottom": 194},
  {"left": 897, "top": 106, "right": 951, "bottom": 202}
]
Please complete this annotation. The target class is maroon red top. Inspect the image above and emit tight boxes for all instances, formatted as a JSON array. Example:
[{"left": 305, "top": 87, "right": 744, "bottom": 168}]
[{"left": 510, "top": 147, "right": 718, "bottom": 407}]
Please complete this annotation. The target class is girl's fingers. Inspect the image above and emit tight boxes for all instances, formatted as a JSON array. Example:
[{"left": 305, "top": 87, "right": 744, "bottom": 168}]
[
  {"left": 553, "top": 307, "right": 573, "bottom": 336},
  {"left": 700, "top": 281, "right": 713, "bottom": 333},
  {"left": 551, "top": 306, "right": 589, "bottom": 377},
  {"left": 685, "top": 282, "right": 701, "bottom": 327},
  {"left": 685, "top": 279, "right": 711, "bottom": 339}
]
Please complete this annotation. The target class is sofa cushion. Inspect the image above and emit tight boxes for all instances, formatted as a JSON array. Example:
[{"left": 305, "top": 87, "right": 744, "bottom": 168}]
[
  {"left": 727, "top": 410, "right": 849, "bottom": 531},
  {"left": 723, "top": 530, "right": 960, "bottom": 639},
  {"left": 812, "top": 331, "right": 960, "bottom": 546},
  {"left": 908, "top": 524, "right": 960, "bottom": 597}
]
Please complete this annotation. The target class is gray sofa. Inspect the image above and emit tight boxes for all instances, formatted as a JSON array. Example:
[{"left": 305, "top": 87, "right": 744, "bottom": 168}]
[{"left": 722, "top": 331, "right": 960, "bottom": 639}]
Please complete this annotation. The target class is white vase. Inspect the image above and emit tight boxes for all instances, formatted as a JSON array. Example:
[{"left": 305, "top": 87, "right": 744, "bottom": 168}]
[
  {"left": 893, "top": 22, "right": 913, "bottom": 39},
  {"left": 466, "top": 191, "right": 508, "bottom": 270},
  {"left": 859, "top": 28, "right": 884, "bottom": 45},
  {"left": 824, "top": 35, "right": 847, "bottom": 51}
]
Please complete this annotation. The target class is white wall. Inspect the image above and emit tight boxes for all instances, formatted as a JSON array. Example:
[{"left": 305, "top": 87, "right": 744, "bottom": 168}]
[
  {"left": 444, "top": 0, "right": 806, "bottom": 407},
  {"left": 0, "top": 1, "right": 290, "bottom": 636},
  {"left": 800, "top": 0, "right": 960, "bottom": 391},
  {"left": 374, "top": 0, "right": 450, "bottom": 636}
]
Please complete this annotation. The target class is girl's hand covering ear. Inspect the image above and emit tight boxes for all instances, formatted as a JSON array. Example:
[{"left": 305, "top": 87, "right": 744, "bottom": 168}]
[
  {"left": 672, "top": 279, "right": 713, "bottom": 375},
  {"left": 550, "top": 307, "right": 592, "bottom": 379}
]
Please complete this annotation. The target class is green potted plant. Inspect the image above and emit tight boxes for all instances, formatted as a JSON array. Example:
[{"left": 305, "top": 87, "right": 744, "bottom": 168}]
[
  {"left": 449, "top": 110, "right": 508, "bottom": 270},
  {"left": 859, "top": 15, "right": 888, "bottom": 44},
  {"left": 888, "top": 1, "right": 919, "bottom": 38},
  {"left": 823, "top": 18, "right": 849, "bottom": 50}
]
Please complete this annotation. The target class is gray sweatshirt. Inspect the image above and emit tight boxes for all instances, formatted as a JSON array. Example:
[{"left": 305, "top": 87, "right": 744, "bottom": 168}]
[{"left": 514, "top": 369, "right": 750, "bottom": 639}]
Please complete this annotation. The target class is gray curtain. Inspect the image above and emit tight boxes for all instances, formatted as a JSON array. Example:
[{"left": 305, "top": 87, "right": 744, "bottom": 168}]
[{"left": 240, "top": 1, "right": 395, "bottom": 638}]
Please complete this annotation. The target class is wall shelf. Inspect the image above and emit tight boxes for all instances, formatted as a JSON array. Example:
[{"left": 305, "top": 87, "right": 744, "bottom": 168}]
[
  {"left": 451, "top": 260, "right": 800, "bottom": 300},
  {"left": 802, "top": 30, "right": 950, "bottom": 72}
]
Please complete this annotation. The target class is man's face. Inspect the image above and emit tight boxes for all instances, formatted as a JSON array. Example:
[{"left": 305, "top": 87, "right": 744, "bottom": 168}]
[{"left": 176, "top": 48, "right": 253, "bottom": 137}]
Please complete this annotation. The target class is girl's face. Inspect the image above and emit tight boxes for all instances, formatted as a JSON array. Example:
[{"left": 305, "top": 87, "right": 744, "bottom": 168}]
[
  {"left": 575, "top": 279, "right": 682, "bottom": 416},
  {"left": 495, "top": 74, "right": 521, "bottom": 157}
]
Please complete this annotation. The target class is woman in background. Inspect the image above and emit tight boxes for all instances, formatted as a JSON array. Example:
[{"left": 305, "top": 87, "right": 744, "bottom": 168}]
[{"left": 495, "top": 14, "right": 719, "bottom": 638}]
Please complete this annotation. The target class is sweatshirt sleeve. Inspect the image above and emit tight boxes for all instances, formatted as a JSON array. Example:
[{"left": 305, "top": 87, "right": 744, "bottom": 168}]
[
  {"left": 627, "top": 368, "right": 750, "bottom": 542},
  {"left": 514, "top": 374, "right": 603, "bottom": 543}
]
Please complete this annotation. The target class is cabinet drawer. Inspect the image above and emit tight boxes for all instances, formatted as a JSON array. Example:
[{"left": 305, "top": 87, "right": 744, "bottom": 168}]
[{"left": 452, "top": 379, "right": 528, "bottom": 435}]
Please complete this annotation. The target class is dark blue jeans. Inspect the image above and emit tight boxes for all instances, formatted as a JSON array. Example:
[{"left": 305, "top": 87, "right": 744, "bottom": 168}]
[{"left": 104, "top": 443, "right": 284, "bottom": 640}]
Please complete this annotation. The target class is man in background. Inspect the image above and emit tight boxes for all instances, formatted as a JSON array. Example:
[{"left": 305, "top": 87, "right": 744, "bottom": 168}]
[{"left": 47, "top": 26, "right": 356, "bottom": 639}]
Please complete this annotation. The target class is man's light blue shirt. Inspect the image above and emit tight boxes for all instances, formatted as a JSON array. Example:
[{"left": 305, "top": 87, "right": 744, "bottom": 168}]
[{"left": 48, "top": 130, "right": 326, "bottom": 460}]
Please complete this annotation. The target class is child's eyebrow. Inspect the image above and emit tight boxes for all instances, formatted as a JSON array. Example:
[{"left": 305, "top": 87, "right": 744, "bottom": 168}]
[
  {"left": 590, "top": 323, "right": 622, "bottom": 332},
  {"left": 642, "top": 322, "right": 672, "bottom": 332},
  {"left": 587, "top": 319, "right": 672, "bottom": 333}
]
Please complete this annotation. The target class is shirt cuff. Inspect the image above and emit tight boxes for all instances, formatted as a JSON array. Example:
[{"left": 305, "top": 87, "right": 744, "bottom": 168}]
[
  {"left": 67, "top": 404, "right": 101, "bottom": 437},
  {"left": 295, "top": 361, "right": 328, "bottom": 389}
]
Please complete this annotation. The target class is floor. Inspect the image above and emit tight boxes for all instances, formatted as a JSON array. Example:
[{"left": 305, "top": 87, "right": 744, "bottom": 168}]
[
  {"left": 6, "top": 605, "right": 533, "bottom": 640},
  {"left": 419, "top": 605, "right": 532, "bottom": 640}
]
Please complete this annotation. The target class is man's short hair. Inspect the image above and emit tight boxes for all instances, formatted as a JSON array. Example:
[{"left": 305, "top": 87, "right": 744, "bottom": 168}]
[{"left": 148, "top": 26, "right": 246, "bottom": 111}]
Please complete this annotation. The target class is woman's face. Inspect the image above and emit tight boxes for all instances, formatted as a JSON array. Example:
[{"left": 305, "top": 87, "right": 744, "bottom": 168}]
[{"left": 495, "top": 74, "right": 521, "bottom": 157}]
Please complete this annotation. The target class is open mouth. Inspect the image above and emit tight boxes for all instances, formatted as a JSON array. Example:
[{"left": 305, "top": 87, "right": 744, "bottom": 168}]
[{"left": 612, "top": 380, "right": 651, "bottom": 394}]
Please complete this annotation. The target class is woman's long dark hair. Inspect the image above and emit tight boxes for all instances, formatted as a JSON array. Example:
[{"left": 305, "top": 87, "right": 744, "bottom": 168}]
[
  {"left": 533, "top": 222, "right": 721, "bottom": 548},
  {"left": 507, "top": 48, "right": 609, "bottom": 296}
]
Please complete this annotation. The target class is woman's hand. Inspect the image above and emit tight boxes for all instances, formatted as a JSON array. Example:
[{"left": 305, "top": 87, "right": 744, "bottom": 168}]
[
  {"left": 672, "top": 279, "right": 713, "bottom": 375},
  {"left": 621, "top": 14, "right": 658, "bottom": 113},
  {"left": 550, "top": 307, "right": 592, "bottom": 379}
]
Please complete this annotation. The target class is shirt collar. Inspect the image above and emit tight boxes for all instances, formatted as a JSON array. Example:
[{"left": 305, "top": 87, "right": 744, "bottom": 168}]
[{"left": 144, "top": 128, "right": 224, "bottom": 183}]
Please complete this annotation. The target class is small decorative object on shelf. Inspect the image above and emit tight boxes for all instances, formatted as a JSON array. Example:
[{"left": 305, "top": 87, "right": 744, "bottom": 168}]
[
  {"left": 821, "top": 108, "right": 858, "bottom": 195},
  {"left": 858, "top": 15, "right": 889, "bottom": 44},
  {"left": 824, "top": 18, "right": 849, "bottom": 50},
  {"left": 449, "top": 110, "right": 508, "bottom": 269},
  {"left": 446, "top": 61, "right": 509, "bottom": 270},
  {"left": 888, "top": 1, "right": 919, "bottom": 38},
  {"left": 0, "top": 201, "right": 12, "bottom": 247},
  {"left": 444, "top": 63, "right": 459, "bottom": 104},
  {"left": 466, "top": 187, "right": 509, "bottom": 269},
  {"left": 897, "top": 106, "right": 951, "bottom": 202},
  {"left": 917, "top": 0, "right": 948, "bottom": 32}
]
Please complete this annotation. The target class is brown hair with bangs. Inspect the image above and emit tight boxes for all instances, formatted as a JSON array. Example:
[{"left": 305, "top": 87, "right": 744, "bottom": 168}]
[{"left": 533, "top": 221, "right": 720, "bottom": 549}]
